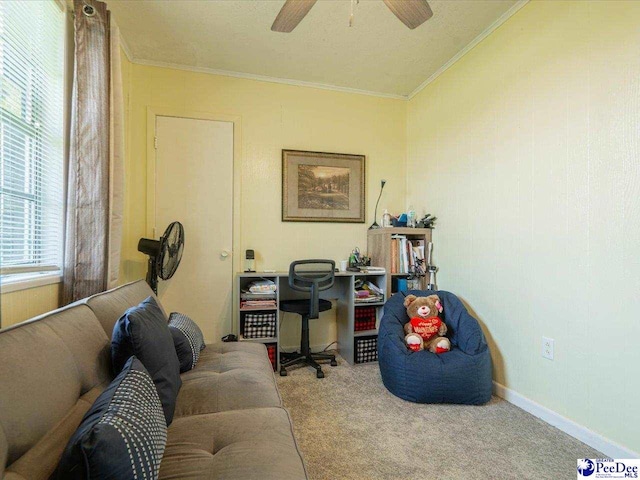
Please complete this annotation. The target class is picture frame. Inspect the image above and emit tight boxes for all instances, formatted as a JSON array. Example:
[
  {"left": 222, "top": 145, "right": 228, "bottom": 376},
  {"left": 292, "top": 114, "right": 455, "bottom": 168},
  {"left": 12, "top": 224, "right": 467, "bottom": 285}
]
[{"left": 282, "top": 150, "right": 366, "bottom": 223}]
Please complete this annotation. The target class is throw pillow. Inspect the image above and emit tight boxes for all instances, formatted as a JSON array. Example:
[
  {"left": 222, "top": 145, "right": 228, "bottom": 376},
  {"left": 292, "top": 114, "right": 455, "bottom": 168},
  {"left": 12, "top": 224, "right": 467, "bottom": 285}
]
[
  {"left": 168, "top": 312, "right": 206, "bottom": 372},
  {"left": 111, "top": 296, "right": 181, "bottom": 425},
  {"left": 55, "top": 356, "right": 167, "bottom": 480}
]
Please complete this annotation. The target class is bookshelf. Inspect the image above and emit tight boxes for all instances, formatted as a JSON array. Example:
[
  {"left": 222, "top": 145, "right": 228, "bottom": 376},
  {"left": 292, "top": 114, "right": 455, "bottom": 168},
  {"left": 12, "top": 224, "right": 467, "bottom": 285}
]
[{"left": 367, "top": 227, "right": 433, "bottom": 298}]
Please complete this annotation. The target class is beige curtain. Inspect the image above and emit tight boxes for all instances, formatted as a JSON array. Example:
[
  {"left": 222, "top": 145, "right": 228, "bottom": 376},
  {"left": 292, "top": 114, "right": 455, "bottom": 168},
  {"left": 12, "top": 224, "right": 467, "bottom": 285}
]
[
  {"left": 63, "top": 0, "right": 124, "bottom": 303},
  {"left": 108, "top": 23, "right": 125, "bottom": 289}
]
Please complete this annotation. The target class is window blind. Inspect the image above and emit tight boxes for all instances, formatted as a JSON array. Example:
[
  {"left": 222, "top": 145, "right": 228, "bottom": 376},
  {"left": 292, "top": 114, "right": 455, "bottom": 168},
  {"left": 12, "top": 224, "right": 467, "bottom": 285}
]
[{"left": 0, "top": 1, "right": 65, "bottom": 279}]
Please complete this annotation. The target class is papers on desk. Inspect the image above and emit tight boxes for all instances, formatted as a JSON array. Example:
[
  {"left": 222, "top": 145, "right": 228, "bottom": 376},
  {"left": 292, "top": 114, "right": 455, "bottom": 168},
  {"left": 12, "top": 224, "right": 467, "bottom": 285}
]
[
  {"left": 355, "top": 295, "right": 384, "bottom": 304},
  {"left": 241, "top": 280, "right": 277, "bottom": 309},
  {"left": 354, "top": 281, "right": 384, "bottom": 304},
  {"left": 240, "top": 301, "right": 277, "bottom": 309},
  {"left": 247, "top": 279, "right": 277, "bottom": 293}
]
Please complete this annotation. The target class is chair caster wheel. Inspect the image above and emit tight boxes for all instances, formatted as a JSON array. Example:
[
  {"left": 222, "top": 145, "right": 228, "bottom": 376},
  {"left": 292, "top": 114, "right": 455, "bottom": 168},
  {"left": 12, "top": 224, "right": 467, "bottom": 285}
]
[
  {"left": 279, "top": 369, "right": 287, "bottom": 377},
  {"left": 316, "top": 369, "right": 324, "bottom": 379},
  {"left": 330, "top": 359, "right": 338, "bottom": 367}
]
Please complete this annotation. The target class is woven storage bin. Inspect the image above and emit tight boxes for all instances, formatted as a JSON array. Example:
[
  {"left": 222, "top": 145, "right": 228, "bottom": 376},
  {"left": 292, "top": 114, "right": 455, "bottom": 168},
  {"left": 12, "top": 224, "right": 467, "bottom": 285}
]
[
  {"left": 354, "top": 306, "right": 376, "bottom": 331},
  {"left": 354, "top": 335, "right": 378, "bottom": 364},
  {"left": 243, "top": 313, "right": 277, "bottom": 338},
  {"left": 266, "top": 343, "right": 277, "bottom": 371}
]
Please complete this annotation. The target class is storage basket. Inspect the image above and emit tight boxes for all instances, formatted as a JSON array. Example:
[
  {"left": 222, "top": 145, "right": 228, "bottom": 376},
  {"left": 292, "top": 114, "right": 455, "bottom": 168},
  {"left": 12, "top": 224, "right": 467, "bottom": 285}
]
[
  {"left": 354, "top": 306, "right": 376, "bottom": 331},
  {"left": 243, "top": 313, "right": 277, "bottom": 339},
  {"left": 354, "top": 335, "right": 378, "bottom": 364},
  {"left": 266, "top": 343, "right": 277, "bottom": 371}
]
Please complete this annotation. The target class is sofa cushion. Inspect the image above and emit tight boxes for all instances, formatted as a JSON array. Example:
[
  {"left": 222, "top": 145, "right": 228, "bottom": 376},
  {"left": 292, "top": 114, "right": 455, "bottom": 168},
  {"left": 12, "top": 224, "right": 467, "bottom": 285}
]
[
  {"left": 159, "top": 408, "right": 307, "bottom": 480},
  {"left": 0, "top": 430, "right": 7, "bottom": 479},
  {"left": 112, "top": 297, "right": 181, "bottom": 425},
  {"left": 86, "top": 280, "right": 162, "bottom": 336},
  {"left": 56, "top": 357, "right": 167, "bottom": 480},
  {"left": 175, "top": 369, "right": 281, "bottom": 417},
  {"left": 168, "top": 312, "right": 205, "bottom": 372},
  {"left": 4, "top": 387, "right": 103, "bottom": 480},
  {"left": 0, "top": 304, "right": 107, "bottom": 470},
  {"left": 180, "top": 342, "right": 273, "bottom": 380},
  {"left": 43, "top": 305, "right": 111, "bottom": 392}
]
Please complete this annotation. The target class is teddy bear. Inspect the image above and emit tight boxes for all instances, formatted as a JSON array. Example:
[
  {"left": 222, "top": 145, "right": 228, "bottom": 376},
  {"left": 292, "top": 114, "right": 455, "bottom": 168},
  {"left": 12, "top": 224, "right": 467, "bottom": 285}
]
[{"left": 403, "top": 294, "right": 451, "bottom": 354}]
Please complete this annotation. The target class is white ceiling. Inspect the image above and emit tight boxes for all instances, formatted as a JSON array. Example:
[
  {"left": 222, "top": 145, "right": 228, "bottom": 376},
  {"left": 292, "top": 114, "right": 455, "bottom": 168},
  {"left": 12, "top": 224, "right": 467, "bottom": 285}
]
[{"left": 108, "top": 0, "right": 520, "bottom": 98}]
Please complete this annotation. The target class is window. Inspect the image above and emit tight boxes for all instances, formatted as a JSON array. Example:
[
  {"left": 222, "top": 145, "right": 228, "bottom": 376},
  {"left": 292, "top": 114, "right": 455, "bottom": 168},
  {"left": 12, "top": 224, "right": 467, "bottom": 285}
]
[{"left": 0, "top": 1, "right": 66, "bottom": 285}]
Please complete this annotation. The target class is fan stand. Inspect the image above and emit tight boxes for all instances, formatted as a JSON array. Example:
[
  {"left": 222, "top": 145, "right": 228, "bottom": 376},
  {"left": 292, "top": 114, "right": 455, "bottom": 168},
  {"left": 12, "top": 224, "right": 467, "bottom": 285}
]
[{"left": 146, "top": 258, "right": 159, "bottom": 295}]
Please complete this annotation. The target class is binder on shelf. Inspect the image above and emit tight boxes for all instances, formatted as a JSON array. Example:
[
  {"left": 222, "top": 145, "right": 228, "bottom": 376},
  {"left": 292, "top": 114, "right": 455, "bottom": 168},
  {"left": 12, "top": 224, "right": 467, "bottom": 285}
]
[{"left": 390, "top": 238, "right": 398, "bottom": 274}]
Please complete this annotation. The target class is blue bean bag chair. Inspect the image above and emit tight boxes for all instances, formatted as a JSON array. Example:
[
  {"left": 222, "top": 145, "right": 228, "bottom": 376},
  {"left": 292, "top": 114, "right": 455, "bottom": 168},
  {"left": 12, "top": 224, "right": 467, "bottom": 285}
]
[{"left": 378, "top": 290, "right": 492, "bottom": 405}]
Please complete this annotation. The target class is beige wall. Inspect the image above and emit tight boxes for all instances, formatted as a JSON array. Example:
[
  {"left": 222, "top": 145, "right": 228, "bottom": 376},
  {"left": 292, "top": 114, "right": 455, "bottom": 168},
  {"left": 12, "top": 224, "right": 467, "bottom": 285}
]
[
  {"left": 0, "top": 283, "right": 61, "bottom": 328},
  {"left": 121, "top": 63, "right": 407, "bottom": 346},
  {"left": 407, "top": 0, "right": 640, "bottom": 454}
]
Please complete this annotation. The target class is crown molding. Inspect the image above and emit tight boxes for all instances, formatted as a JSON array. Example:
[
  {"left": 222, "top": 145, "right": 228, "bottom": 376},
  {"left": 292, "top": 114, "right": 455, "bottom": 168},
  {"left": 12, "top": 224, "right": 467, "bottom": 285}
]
[
  {"left": 407, "top": 0, "right": 529, "bottom": 100},
  {"left": 117, "top": 26, "right": 134, "bottom": 62},
  {"left": 129, "top": 58, "right": 407, "bottom": 100}
]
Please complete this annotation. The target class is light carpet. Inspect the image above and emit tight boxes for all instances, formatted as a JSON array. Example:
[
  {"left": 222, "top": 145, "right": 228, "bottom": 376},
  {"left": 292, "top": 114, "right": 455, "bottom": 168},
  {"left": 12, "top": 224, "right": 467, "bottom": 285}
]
[{"left": 277, "top": 355, "right": 602, "bottom": 480}]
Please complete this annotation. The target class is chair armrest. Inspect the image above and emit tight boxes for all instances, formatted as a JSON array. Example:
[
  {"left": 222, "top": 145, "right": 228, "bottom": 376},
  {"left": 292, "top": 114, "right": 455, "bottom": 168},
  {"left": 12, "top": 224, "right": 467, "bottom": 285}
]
[{"left": 452, "top": 311, "right": 488, "bottom": 356}]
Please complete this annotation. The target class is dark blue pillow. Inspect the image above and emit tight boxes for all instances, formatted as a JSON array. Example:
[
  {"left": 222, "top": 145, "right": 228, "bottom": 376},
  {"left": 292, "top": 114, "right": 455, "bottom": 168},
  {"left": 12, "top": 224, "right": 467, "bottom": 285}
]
[
  {"left": 56, "top": 356, "right": 167, "bottom": 480},
  {"left": 111, "top": 296, "right": 181, "bottom": 425},
  {"left": 168, "top": 312, "right": 206, "bottom": 372}
]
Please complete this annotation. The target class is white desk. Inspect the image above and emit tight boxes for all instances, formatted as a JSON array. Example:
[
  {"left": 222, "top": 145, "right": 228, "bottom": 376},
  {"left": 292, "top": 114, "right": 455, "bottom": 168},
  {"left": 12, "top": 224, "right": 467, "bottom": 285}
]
[{"left": 235, "top": 271, "right": 387, "bottom": 368}]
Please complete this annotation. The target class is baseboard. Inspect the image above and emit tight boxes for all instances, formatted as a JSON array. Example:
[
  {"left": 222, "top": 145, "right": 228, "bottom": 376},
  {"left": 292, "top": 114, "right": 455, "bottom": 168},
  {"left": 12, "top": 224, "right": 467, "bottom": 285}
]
[{"left": 493, "top": 381, "right": 639, "bottom": 459}]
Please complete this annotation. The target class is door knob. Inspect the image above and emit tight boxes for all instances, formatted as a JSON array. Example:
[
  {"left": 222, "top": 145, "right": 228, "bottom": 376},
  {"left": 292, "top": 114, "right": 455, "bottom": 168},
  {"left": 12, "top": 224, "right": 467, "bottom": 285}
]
[{"left": 220, "top": 250, "right": 231, "bottom": 259}]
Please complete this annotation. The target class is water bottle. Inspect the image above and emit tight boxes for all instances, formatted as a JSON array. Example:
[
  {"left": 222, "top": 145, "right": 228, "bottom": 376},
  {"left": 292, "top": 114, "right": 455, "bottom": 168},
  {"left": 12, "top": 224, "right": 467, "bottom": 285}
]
[
  {"left": 382, "top": 209, "right": 392, "bottom": 227},
  {"left": 407, "top": 207, "right": 416, "bottom": 228}
]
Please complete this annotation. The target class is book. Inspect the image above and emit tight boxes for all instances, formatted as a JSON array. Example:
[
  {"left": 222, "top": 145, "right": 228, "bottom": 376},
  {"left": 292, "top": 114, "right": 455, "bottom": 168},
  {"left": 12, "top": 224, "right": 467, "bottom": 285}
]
[{"left": 390, "top": 238, "right": 398, "bottom": 274}]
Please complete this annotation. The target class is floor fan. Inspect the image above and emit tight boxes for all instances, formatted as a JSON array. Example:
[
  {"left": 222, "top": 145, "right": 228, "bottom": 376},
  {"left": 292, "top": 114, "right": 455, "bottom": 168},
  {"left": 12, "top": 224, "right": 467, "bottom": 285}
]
[{"left": 137, "top": 221, "right": 185, "bottom": 294}]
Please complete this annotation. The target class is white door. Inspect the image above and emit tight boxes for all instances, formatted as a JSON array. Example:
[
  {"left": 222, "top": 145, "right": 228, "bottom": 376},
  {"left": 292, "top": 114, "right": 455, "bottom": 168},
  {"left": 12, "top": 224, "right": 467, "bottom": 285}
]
[{"left": 154, "top": 116, "right": 234, "bottom": 342}]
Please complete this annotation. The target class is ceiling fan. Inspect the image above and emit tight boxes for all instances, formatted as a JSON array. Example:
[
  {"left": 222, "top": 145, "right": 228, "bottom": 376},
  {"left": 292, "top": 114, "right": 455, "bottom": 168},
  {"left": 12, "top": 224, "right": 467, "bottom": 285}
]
[{"left": 271, "top": 0, "right": 434, "bottom": 33}]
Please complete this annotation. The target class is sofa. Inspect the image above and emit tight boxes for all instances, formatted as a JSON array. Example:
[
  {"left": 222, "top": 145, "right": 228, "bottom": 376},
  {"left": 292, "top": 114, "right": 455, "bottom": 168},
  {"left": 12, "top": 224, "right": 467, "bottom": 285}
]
[
  {"left": 0, "top": 280, "right": 308, "bottom": 480},
  {"left": 378, "top": 290, "right": 493, "bottom": 405}
]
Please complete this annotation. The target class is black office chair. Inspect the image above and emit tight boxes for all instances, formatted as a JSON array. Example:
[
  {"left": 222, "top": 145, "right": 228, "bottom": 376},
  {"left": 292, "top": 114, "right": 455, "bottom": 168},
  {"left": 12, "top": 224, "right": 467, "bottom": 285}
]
[{"left": 279, "top": 260, "right": 338, "bottom": 378}]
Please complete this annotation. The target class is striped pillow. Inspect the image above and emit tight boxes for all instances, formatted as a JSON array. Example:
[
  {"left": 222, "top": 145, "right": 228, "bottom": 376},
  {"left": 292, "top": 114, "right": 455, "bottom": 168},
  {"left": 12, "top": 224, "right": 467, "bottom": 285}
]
[{"left": 168, "top": 312, "right": 205, "bottom": 372}]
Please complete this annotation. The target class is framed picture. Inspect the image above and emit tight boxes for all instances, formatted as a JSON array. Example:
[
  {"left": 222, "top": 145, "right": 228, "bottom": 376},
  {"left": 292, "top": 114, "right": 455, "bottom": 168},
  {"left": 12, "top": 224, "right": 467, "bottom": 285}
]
[{"left": 282, "top": 150, "right": 365, "bottom": 223}]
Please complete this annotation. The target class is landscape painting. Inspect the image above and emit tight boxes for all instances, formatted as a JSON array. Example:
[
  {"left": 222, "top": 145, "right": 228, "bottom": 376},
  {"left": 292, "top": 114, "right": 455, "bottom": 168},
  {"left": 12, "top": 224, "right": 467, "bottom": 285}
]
[
  {"left": 297, "top": 165, "right": 350, "bottom": 210},
  {"left": 282, "top": 150, "right": 365, "bottom": 223}
]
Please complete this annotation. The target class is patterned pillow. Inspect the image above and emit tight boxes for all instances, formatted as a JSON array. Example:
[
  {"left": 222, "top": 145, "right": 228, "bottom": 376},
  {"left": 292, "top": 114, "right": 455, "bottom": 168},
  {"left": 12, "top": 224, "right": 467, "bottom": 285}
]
[
  {"left": 169, "top": 312, "right": 206, "bottom": 372},
  {"left": 55, "top": 356, "right": 167, "bottom": 480}
]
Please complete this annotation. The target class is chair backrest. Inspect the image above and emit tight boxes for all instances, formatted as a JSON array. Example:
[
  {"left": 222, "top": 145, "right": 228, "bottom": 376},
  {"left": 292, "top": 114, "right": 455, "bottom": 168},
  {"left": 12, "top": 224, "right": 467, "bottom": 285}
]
[{"left": 288, "top": 260, "right": 335, "bottom": 319}]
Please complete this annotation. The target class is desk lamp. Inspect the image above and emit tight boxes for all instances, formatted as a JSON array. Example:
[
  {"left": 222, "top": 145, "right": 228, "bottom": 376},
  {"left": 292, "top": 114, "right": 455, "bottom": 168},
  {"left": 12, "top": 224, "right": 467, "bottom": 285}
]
[{"left": 369, "top": 179, "right": 387, "bottom": 230}]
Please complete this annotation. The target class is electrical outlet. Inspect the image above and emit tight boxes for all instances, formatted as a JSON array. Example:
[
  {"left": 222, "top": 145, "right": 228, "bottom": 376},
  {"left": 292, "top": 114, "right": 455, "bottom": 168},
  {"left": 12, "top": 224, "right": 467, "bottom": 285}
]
[{"left": 542, "top": 337, "right": 554, "bottom": 360}]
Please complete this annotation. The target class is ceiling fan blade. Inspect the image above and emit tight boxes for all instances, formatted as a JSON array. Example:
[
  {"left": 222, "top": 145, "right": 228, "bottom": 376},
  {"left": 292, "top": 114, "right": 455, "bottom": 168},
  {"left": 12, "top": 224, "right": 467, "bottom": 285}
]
[
  {"left": 383, "top": 0, "right": 433, "bottom": 29},
  {"left": 271, "top": 0, "right": 318, "bottom": 33}
]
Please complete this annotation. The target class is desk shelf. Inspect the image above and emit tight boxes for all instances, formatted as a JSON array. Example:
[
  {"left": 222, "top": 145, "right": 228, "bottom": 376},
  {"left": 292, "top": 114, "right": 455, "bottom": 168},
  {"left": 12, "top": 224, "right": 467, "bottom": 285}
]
[
  {"left": 239, "top": 307, "right": 278, "bottom": 312},
  {"left": 237, "top": 275, "right": 280, "bottom": 371},
  {"left": 239, "top": 336, "right": 278, "bottom": 343},
  {"left": 354, "top": 329, "right": 378, "bottom": 337},
  {"left": 236, "top": 271, "right": 387, "bottom": 367}
]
